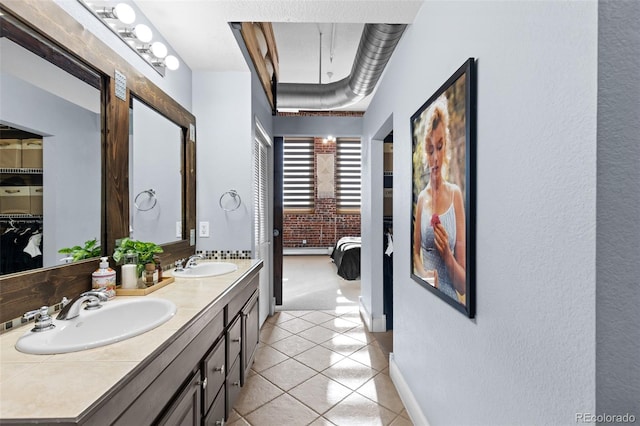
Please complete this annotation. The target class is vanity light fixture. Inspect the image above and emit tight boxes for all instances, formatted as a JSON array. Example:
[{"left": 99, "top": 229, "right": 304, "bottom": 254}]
[
  {"left": 118, "top": 24, "right": 153, "bottom": 43},
  {"left": 78, "top": 0, "right": 180, "bottom": 77},
  {"left": 96, "top": 3, "right": 136, "bottom": 25}
]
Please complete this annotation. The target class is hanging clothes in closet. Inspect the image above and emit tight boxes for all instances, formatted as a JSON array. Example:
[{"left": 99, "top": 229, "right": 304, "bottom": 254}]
[{"left": 0, "top": 220, "right": 43, "bottom": 274}]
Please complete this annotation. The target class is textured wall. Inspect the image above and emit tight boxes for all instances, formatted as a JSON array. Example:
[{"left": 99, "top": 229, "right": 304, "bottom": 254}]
[
  {"left": 596, "top": 0, "right": 640, "bottom": 420},
  {"left": 363, "top": 1, "right": 598, "bottom": 424}
]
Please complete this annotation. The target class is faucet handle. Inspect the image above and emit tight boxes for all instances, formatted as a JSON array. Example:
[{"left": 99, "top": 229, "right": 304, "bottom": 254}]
[
  {"left": 174, "top": 259, "right": 185, "bottom": 271},
  {"left": 23, "top": 306, "right": 55, "bottom": 332}
]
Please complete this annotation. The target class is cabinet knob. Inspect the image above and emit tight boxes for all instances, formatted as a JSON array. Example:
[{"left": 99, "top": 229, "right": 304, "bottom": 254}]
[
  {"left": 232, "top": 337, "right": 242, "bottom": 344},
  {"left": 215, "top": 419, "right": 225, "bottom": 426},
  {"left": 232, "top": 381, "right": 240, "bottom": 387},
  {"left": 197, "top": 377, "right": 207, "bottom": 389},
  {"left": 213, "top": 364, "right": 225, "bottom": 376}
]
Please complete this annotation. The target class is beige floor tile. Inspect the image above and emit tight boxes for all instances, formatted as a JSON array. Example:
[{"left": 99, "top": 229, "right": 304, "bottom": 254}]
[
  {"left": 322, "top": 358, "right": 376, "bottom": 390},
  {"left": 324, "top": 393, "right": 397, "bottom": 426},
  {"left": 289, "top": 374, "right": 352, "bottom": 415},
  {"left": 321, "top": 317, "right": 361, "bottom": 333},
  {"left": 294, "top": 345, "right": 345, "bottom": 372},
  {"left": 259, "top": 324, "right": 294, "bottom": 344},
  {"left": 260, "top": 358, "right": 317, "bottom": 391},
  {"left": 227, "top": 409, "right": 251, "bottom": 425},
  {"left": 300, "top": 311, "right": 335, "bottom": 324},
  {"left": 298, "top": 325, "right": 339, "bottom": 344},
  {"left": 309, "top": 417, "right": 337, "bottom": 425},
  {"left": 399, "top": 409, "right": 410, "bottom": 419},
  {"left": 348, "top": 343, "right": 389, "bottom": 371},
  {"left": 269, "top": 334, "right": 316, "bottom": 357},
  {"left": 319, "top": 310, "right": 341, "bottom": 317},
  {"left": 356, "top": 374, "right": 405, "bottom": 414},
  {"left": 275, "top": 316, "right": 316, "bottom": 334},
  {"left": 390, "top": 415, "right": 414, "bottom": 426},
  {"left": 251, "top": 345, "right": 289, "bottom": 372},
  {"left": 244, "top": 393, "right": 319, "bottom": 426},
  {"left": 265, "top": 311, "right": 297, "bottom": 325},
  {"left": 232, "top": 372, "right": 284, "bottom": 415},
  {"left": 320, "top": 334, "right": 366, "bottom": 356},
  {"left": 284, "top": 310, "right": 314, "bottom": 317},
  {"left": 342, "top": 324, "right": 377, "bottom": 344}
]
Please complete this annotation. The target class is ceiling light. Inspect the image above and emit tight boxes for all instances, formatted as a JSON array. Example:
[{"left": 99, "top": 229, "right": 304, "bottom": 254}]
[
  {"left": 165, "top": 55, "right": 180, "bottom": 71},
  {"left": 96, "top": 3, "right": 136, "bottom": 25},
  {"left": 118, "top": 24, "right": 153, "bottom": 43},
  {"left": 151, "top": 41, "right": 167, "bottom": 58}
]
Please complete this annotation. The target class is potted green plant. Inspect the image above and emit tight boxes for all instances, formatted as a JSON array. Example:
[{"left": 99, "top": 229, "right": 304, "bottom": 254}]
[
  {"left": 58, "top": 238, "right": 102, "bottom": 262},
  {"left": 112, "top": 237, "right": 163, "bottom": 280}
]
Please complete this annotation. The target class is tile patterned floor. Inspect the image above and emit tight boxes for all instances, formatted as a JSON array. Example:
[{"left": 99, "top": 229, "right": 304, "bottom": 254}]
[{"left": 228, "top": 308, "right": 412, "bottom": 426}]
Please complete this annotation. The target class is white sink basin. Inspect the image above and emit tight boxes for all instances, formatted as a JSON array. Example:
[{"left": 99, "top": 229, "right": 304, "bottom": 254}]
[
  {"left": 172, "top": 262, "right": 238, "bottom": 278},
  {"left": 15, "top": 298, "right": 176, "bottom": 355}
]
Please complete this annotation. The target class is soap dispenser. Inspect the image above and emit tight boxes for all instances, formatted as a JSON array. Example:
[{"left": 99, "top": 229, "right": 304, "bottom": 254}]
[{"left": 92, "top": 256, "right": 116, "bottom": 299}]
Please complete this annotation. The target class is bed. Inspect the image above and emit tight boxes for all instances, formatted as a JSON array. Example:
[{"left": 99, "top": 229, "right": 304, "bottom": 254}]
[{"left": 330, "top": 236, "right": 361, "bottom": 280}]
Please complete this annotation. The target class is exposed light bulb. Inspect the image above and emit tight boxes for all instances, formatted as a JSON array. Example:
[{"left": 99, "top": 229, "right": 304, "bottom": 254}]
[
  {"left": 114, "top": 3, "right": 135, "bottom": 25},
  {"left": 134, "top": 24, "right": 152, "bottom": 43},
  {"left": 165, "top": 55, "right": 180, "bottom": 71},
  {"left": 151, "top": 41, "right": 167, "bottom": 58}
]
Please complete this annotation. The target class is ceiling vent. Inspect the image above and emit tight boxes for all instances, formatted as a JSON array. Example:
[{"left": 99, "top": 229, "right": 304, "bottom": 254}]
[{"left": 277, "top": 23, "right": 406, "bottom": 111}]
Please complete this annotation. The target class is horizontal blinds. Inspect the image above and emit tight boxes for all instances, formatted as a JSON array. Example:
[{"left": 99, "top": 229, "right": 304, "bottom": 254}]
[
  {"left": 337, "top": 138, "right": 361, "bottom": 210},
  {"left": 283, "top": 138, "right": 314, "bottom": 210}
]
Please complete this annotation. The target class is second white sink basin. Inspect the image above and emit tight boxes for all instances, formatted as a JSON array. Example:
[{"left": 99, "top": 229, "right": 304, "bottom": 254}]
[
  {"left": 15, "top": 298, "right": 176, "bottom": 355},
  {"left": 172, "top": 262, "right": 238, "bottom": 278}
]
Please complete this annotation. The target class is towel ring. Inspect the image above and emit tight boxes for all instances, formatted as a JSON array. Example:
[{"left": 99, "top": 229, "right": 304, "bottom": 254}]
[
  {"left": 134, "top": 189, "right": 157, "bottom": 211},
  {"left": 219, "top": 189, "right": 241, "bottom": 212}
]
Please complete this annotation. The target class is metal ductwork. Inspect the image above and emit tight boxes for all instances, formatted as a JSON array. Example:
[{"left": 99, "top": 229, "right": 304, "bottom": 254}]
[{"left": 277, "top": 23, "right": 407, "bottom": 111}]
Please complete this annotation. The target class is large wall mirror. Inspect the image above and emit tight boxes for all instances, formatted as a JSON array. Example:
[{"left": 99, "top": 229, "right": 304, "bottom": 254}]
[
  {"left": 0, "top": 0, "right": 196, "bottom": 325},
  {"left": 130, "top": 98, "right": 183, "bottom": 244},
  {"left": 1, "top": 37, "right": 102, "bottom": 274}
]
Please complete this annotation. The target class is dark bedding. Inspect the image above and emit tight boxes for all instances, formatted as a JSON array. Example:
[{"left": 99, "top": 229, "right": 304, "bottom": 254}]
[{"left": 331, "top": 236, "right": 361, "bottom": 280}]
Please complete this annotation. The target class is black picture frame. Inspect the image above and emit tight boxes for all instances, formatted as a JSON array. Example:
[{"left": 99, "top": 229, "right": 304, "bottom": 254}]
[{"left": 410, "top": 58, "right": 476, "bottom": 318}]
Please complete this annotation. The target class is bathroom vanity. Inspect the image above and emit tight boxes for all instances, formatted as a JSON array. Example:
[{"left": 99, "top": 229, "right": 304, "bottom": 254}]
[{"left": 0, "top": 259, "right": 262, "bottom": 425}]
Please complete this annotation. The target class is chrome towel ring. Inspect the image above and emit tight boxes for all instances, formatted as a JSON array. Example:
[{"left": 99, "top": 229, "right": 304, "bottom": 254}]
[
  {"left": 134, "top": 189, "right": 157, "bottom": 211},
  {"left": 219, "top": 189, "right": 241, "bottom": 212}
]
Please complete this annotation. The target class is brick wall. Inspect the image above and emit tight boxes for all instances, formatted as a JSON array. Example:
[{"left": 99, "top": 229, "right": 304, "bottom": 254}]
[{"left": 283, "top": 137, "right": 361, "bottom": 248}]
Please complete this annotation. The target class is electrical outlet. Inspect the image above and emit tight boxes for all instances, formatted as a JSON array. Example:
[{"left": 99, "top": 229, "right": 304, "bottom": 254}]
[
  {"left": 176, "top": 221, "right": 182, "bottom": 239},
  {"left": 199, "top": 221, "right": 210, "bottom": 238},
  {"left": 302, "top": 239, "right": 307, "bottom": 245}
]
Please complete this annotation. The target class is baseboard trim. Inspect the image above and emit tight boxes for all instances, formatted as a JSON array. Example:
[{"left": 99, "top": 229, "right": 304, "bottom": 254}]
[
  {"left": 284, "top": 247, "right": 333, "bottom": 255},
  {"left": 358, "top": 296, "right": 387, "bottom": 332},
  {"left": 389, "top": 353, "right": 430, "bottom": 426}
]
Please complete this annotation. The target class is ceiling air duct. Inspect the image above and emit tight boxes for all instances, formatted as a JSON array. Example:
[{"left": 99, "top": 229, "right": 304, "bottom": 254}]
[{"left": 277, "top": 23, "right": 406, "bottom": 111}]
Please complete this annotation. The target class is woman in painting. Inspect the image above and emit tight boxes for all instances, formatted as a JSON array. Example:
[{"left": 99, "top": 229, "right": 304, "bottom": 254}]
[{"left": 412, "top": 94, "right": 467, "bottom": 303}]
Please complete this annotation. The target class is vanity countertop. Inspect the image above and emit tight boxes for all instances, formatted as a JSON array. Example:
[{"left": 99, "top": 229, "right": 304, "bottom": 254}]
[{"left": 0, "top": 259, "right": 262, "bottom": 420}]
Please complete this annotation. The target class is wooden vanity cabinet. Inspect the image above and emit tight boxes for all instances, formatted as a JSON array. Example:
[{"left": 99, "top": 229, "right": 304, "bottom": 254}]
[{"left": 71, "top": 264, "right": 262, "bottom": 426}]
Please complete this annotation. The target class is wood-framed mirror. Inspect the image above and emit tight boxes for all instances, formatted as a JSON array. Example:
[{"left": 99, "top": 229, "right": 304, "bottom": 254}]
[{"left": 0, "top": 0, "right": 196, "bottom": 325}]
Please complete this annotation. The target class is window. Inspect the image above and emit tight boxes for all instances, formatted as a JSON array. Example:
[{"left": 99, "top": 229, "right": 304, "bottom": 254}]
[
  {"left": 336, "top": 138, "right": 362, "bottom": 212},
  {"left": 283, "top": 137, "right": 314, "bottom": 211}
]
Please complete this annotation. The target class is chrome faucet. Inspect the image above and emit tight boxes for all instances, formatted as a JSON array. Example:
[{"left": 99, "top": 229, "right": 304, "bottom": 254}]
[
  {"left": 57, "top": 289, "right": 109, "bottom": 320},
  {"left": 185, "top": 254, "right": 204, "bottom": 268}
]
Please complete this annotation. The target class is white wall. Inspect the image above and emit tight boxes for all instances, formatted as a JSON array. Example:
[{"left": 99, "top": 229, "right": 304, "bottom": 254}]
[
  {"left": 362, "top": 1, "right": 598, "bottom": 424},
  {"left": 596, "top": 0, "right": 640, "bottom": 418},
  {"left": 192, "top": 72, "right": 253, "bottom": 251}
]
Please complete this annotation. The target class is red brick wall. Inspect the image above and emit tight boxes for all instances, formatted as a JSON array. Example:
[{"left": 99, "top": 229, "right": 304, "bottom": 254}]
[{"left": 283, "top": 137, "right": 361, "bottom": 248}]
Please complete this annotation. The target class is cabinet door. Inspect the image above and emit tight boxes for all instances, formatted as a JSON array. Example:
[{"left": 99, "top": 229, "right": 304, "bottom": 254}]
[
  {"left": 226, "top": 356, "right": 242, "bottom": 417},
  {"left": 242, "top": 291, "right": 259, "bottom": 384},
  {"left": 227, "top": 315, "right": 242, "bottom": 366},
  {"left": 203, "top": 337, "right": 226, "bottom": 414},
  {"left": 156, "top": 370, "right": 202, "bottom": 426},
  {"left": 203, "top": 386, "right": 226, "bottom": 426}
]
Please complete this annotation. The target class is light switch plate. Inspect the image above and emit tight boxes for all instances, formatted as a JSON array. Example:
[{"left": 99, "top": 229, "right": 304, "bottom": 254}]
[{"left": 199, "top": 221, "right": 210, "bottom": 238}]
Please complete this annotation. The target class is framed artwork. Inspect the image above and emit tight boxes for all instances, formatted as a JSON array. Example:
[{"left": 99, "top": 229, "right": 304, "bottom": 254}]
[{"left": 410, "top": 58, "right": 476, "bottom": 318}]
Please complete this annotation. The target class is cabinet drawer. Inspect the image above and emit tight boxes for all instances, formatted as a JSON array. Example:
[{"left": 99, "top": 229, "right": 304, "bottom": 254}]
[
  {"left": 203, "top": 337, "right": 226, "bottom": 413},
  {"left": 226, "top": 356, "right": 242, "bottom": 416},
  {"left": 227, "top": 315, "right": 241, "bottom": 365},
  {"left": 203, "top": 386, "right": 226, "bottom": 426}
]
